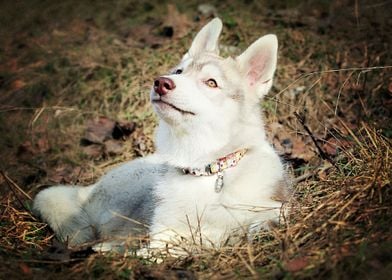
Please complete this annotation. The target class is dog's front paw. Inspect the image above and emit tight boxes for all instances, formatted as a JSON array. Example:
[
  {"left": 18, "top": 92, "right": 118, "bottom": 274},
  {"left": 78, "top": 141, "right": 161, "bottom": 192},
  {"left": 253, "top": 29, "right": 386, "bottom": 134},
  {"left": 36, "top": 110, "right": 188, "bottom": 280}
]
[
  {"left": 136, "top": 247, "right": 164, "bottom": 264},
  {"left": 92, "top": 241, "right": 126, "bottom": 254}
]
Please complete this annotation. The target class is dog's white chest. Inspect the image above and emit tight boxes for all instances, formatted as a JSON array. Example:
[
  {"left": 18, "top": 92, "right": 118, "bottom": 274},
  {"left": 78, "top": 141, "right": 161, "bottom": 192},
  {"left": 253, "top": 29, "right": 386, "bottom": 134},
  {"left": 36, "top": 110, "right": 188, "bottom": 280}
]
[
  {"left": 156, "top": 172, "right": 220, "bottom": 212},
  {"left": 150, "top": 166, "right": 282, "bottom": 246}
]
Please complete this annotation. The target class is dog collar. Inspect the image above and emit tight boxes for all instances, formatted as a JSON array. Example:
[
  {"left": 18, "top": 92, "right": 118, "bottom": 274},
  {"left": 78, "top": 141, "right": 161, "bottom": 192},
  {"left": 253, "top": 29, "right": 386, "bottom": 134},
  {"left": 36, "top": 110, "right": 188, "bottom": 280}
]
[{"left": 181, "top": 148, "right": 248, "bottom": 193}]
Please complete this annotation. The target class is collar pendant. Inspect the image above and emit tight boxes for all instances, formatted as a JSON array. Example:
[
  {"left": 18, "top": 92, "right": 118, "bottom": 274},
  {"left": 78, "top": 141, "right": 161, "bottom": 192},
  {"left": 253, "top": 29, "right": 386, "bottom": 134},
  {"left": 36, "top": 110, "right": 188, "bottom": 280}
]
[{"left": 215, "top": 171, "right": 224, "bottom": 193}]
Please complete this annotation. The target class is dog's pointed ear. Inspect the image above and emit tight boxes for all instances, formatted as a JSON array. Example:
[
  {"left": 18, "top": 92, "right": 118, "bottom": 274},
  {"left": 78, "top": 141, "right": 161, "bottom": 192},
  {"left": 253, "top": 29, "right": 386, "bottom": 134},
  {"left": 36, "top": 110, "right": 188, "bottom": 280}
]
[
  {"left": 237, "top": 34, "right": 278, "bottom": 98},
  {"left": 188, "top": 18, "right": 223, "bottom": 56}
]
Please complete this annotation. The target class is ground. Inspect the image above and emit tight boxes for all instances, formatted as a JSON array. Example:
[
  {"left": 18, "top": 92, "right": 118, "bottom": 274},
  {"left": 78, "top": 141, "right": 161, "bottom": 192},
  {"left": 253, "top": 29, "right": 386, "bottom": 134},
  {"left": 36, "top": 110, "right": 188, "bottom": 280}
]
[{"left": 0, "top": 0, "right": 391, "bottom": 279}]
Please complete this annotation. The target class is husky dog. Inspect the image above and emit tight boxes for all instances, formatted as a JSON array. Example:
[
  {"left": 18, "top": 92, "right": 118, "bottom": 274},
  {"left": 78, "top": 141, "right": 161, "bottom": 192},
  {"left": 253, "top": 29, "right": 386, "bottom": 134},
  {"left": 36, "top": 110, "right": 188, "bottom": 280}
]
[{"left": 33, "top": 18, "right": 287, "bottom": 254}]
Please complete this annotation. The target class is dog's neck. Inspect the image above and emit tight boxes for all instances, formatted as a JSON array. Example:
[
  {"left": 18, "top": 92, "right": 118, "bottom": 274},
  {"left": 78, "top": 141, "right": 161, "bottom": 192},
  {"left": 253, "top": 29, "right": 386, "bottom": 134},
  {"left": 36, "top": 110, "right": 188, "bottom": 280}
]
[{"left": 154, "top": 119, "right": 267, "bottom": 168}]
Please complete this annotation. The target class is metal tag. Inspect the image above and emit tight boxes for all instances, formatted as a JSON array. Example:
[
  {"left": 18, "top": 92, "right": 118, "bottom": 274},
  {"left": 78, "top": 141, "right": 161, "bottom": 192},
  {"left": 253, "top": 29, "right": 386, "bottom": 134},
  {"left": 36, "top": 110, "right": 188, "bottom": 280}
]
[{"left": 215, "top": 172, "right": 224, "bottom": 193}]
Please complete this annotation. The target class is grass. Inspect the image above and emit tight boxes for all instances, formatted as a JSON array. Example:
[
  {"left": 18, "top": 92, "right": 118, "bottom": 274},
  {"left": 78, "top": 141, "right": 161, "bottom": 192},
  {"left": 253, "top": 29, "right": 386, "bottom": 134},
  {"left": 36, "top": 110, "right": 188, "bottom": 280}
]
[{"left": 0, "top": 0, "right": 391, "bottom": 278}]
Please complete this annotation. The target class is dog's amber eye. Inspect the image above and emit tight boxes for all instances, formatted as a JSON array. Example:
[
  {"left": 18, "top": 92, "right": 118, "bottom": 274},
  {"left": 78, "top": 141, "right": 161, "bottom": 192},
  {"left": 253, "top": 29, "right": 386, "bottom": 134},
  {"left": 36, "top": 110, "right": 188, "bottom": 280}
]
[
  {"left": 174, "top": 69, "right": 182, "bottom": 74},
  {"left": 205, "top": 79, "right": 218, "bottom": 88}
]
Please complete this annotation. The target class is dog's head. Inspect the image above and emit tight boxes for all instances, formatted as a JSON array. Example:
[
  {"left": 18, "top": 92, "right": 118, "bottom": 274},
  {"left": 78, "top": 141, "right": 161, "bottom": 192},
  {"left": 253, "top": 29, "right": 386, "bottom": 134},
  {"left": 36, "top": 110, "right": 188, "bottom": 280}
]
[{"left": 151, "top": 18, "right": 278, "bottom": 163}]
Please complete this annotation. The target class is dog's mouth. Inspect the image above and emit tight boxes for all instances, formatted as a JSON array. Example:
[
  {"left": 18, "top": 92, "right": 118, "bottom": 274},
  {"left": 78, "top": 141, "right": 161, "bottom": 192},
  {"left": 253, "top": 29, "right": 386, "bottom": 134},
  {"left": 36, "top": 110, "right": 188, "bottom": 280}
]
[{"left": 152, "top": 99, "right": 195, "bottom": 116}]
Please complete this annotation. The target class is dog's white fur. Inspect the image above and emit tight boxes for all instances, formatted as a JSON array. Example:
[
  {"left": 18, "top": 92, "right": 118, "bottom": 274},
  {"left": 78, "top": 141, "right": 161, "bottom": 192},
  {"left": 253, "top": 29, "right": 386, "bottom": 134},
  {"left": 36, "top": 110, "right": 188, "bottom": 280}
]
[{"left": 33, "top": 18, "right": 287, "bottom": 253}]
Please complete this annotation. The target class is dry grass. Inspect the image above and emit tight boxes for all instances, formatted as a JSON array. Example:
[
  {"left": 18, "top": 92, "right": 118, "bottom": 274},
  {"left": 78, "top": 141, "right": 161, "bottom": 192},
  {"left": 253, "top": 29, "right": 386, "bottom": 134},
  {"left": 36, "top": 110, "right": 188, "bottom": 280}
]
[
  {"left": 0, "top": 0, "right": 391, "bottom": 279},
  {"left": 1, "top": 124, "right": 390, "bottom": 279}
]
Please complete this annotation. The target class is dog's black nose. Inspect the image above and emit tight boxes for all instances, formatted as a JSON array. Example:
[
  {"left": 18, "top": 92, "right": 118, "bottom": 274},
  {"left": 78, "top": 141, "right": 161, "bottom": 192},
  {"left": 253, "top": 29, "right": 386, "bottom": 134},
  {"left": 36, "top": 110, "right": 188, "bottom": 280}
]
[{"left": 154, "top": 77, "right": 176, "bottom": 96}]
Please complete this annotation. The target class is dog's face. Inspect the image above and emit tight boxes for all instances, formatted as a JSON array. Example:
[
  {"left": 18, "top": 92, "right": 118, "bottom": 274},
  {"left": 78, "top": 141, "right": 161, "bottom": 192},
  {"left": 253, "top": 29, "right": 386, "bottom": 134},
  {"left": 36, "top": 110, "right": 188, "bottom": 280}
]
[
  {"left": 151, "top": 53, "right": 241, "bottom": 128},
  {"left": 151, "top": 18, "right": 278, "bottom": 154}
]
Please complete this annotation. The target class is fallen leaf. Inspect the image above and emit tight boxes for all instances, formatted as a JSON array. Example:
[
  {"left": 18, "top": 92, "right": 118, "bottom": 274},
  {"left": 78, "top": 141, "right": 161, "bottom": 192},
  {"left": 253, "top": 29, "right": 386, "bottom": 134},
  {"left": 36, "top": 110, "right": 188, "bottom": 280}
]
[
  {"left": 290, "top": 136, "right": 316, "bottom": 162},
  {"left": 17, "top": 141, "right": 35, "bottom": 156},
  {"left": 267, "top": 122, "right": 290, "bottom": 154},
  {"left": 162, "top": 4, "right": 192, "bottom": 39},
  {"left": 36, "top": 137, "right": 50, "bottom": 153},
  {"left": 81, "top": 117, "right": 135, "bottom": 158},
  {"left": 268, "top": 122, "right": 315, "bottom": 162},
  {"left": 280, "top": 138, "right": 293, "bottom": 154},
  {"left": 290, "top": 30, "right": 305, "bottom": 43},
  {"left": 339, "top": 244, "right": 351, "bottom": 257},
  {"left": 104, "top": 139, "right": 123, "bottom": 155},
  {"left": 284, "top": 257, "right": 308, "bottom": 272},
  {"left": 9, "top": 59, "right": 18, "bottom": 71},
  {"left": 112, "top": 121, "right": 136, "bottom": 140},
  {"left": 317, "top": 160, "right": 334, "bottom": 181},
  {"left": 11, "top": 79, "right": 26, "bottom": 90},
  {"left": 17, "top": 138, "right": 50, "bottom": 156},
  {"left": 125, "top": 5, "right": 190, "bottom": 48},
  {"left": 19, "top": 263, "right": 32, "bottom": 275},
  {"left": 338, "top": 122, "right": 358, "bottom": 136},
  {"left": 82, "top": 116, "right": 116, "bottom": 144},
  {"left": 82, "top": 144, "right": 104, "bottom": 159},
  {"left": 322, "top": 138, "right": 352, "bottom": 156},
  {"left": 126, "top": 24, "right": 164, "bottom": 48},
  {"left": 368, "top": 259, "right": 384, "bottom": 270},
  {"left": 82, "top": 116, "right": 136, "bottom": 145},
  {"left": 48, "top": 165, "right": 81, "bottom": 184}
]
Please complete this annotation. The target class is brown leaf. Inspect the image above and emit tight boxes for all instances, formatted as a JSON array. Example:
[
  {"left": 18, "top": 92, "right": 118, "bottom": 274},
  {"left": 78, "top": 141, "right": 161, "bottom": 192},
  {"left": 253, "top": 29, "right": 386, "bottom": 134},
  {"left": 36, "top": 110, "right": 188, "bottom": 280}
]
[
  {"left": 11, "top": 79, "right": 26, "bottom": 90},
  {"left": 125, "top": 5, "right": 190, "bottom": 48},
  {"left": 338, "top": 244, "right": 352, "bottom": 257},
  {"left": 104, "top": 139, "right": 123, "bottom": 155},
  {"left": 48, "top": 165, "right": 81, "bottom": 184},
  {"left": 322, "top": 138, "right": 352, "bottom": 156},
  {"left": 19, "top": 263, "right": 32, "bottom": 275},
  {"left": 291, "top": 137, "right": 316, "bottom": 162},
  {"left": 112, "top": 121, "right": 136, "bottom": 140},
  {"left": 36, "top": 137, "right": 50, "bottom": 153},
  {"left": 338, "top": 122, "right": 358, "bottom": 136},
  {"left": 267, "top": 122, "right": 291, "bottom": 155},
  {"left": 80, "top": 117, "right": 134, "bottom": 158},
  {"left": 162, "top": 4, "right": 192, "bottom": 39},
  {"left": 17, "top": 141, "right": 35, "bottom": 156},
  {"left": 82, "top": 117, "right": 135, "bottom": 144},
  {"left": 17, "top": 138, "right": 49, "bottom": 157},
  {"left": 126, "top": 24, "right": 164, "bottom": 48},
  {"left": 82, "top": 144, "right": 104, "bottom": 159},
  {"left": 83, "top": 116, "right": 116, "bottom": 144},
  {"left": 9, "top": 58, "right": 19, "bottom": 72},
  {"left": 284, "top": 257, "right": 308, "bottom": 272},
  {"left": 317, "top": 161, "right": 334, "bottom": 181},
  {"left": 268, "top": 123, "right": 315, "bottom": 162}
]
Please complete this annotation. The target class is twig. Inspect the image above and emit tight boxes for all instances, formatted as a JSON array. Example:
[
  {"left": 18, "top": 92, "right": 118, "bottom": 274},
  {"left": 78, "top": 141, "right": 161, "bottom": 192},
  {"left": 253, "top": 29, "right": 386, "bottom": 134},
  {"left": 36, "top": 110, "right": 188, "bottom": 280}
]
[
  {"left": 1, "top": 171, "right": 33, "bottom": 213},
  {"left": 275, "top": 65, "right": 392, "bottom": 98},
  {"left": 292, "top": 172, "right": 314, "bottom": 184},
  {"left": 237, "top": 250, "right": 257, "bottom": 276},
  {"left": 1, "top": 171, "right": 33, "bottom": 200},
  {"left": 294, "top": 112, "right": 336, "bottom": 167}
]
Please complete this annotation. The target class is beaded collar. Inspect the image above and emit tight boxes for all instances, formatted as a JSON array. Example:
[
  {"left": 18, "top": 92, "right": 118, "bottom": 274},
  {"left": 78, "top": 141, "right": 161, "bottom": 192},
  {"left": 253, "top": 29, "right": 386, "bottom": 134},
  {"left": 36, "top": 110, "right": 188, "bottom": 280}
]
[{"left": 181, "top": 148, "right": 248, "bottom": 193}]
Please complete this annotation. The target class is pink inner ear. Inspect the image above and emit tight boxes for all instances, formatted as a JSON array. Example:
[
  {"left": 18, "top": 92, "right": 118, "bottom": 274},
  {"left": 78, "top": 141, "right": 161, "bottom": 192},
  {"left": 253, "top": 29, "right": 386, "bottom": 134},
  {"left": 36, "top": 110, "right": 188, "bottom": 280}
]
[{"left": 248, "top": 56, "right": 266, "bottom": 86}]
